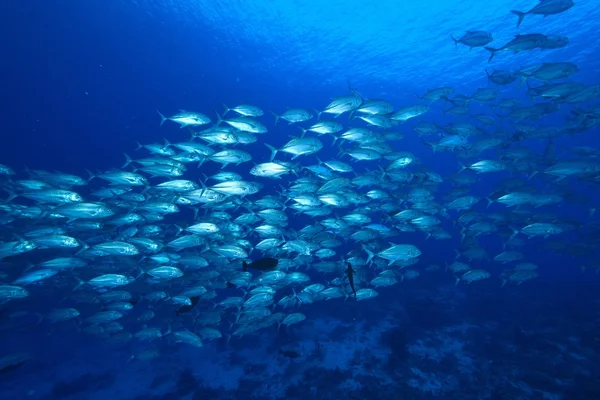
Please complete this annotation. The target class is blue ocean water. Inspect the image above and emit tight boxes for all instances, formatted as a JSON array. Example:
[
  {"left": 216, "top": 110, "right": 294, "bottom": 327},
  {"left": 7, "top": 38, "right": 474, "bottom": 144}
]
[{"left": 1, "top": 0, "right": 600, "bottom": 399}]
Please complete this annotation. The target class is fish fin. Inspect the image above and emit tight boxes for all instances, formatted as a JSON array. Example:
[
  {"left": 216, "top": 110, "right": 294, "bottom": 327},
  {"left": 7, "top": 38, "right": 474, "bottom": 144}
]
[
  {"left": 329, "top": 133, "right": 338, "bottom": 146},
  {"left": 363, "top": 245, "right": 375, "bottom": 264},
  {"left": 510, "top": 10, "right": 526, "bottom": 27},
  {"left": 73, "top": 278, "right": 85, "bottom": 291},
  {"left": 156, "top": 110, "right": 167, "bottom": 126},
  {"left": 268, "top": 109, "right": 279, "bottom": 125},
  {"left": 122, "top": 153, "right": 133, "bottom": 169},
  {"left": 3, "top": 189, "right": 17, "bottom": 203},
  {"left": 75, "top": 240, "right": 89, "bottom": 255},
  {"left": 527, "top": 171, "right": 538, "bottom": 180},
  {"left": 214, "top": 111, "right": 223, "bottom": 126},
  {"left": 484, "top": 47, "right": 498, "bottom": 63},
  {"left": 174, "top": 225, "right": 183, "bottom": 236},
  {"left": 264, "top": 143, "right": 278, "bottom": 162},
  {"left": 509, "top": 226, "right": 519, "bottom": 241},
  {"left": 199, "top": 179, "right": 207, "bottom": 196},
  {"left": 450, "top": 35, "right": 458, "bottom": 48}
]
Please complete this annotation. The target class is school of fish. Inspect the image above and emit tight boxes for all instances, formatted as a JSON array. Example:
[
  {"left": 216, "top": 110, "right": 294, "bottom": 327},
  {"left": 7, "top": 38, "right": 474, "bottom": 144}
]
[{"left": 1, "top": 0, "right": 599, "bottom": 354}]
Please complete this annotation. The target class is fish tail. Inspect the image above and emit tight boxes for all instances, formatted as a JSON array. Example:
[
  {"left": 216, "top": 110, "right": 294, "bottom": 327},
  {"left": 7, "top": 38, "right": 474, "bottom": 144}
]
[
  {"left": 199, "top": 178, "right": 207, "bottom": 196},
  {"left": 214, "top": 110, "right": 223, "bottom": 126},
  {"left": 509, "top": 225, "right": 519, "bottom": 241},
  {"left": 268, "top": 109, "right": 279, "bottom": 125},
  {"left": 85, "top": 168, "right": 96, "bottom": 182},
  {"left": 73, "top": 278, "right": 85, "bottom": 291},
  {"left": 122, "top": 153, "right": 133, "bottom": 168},
  {"left": 174, "top": 225, "right": 183, "bottom": 236},
  {"left": 527, "top": 171, "right": 538, "bottom": 180},
  {"left": 3, "top": 189, "right": 17, "bottom": 203},
  {"left": 187, "top": 127, "right": 197, "bottom": 141},
  {"left": 223, "top": 103, "right": 230, "bottom": 116},
  {"left": 76, "top": 240, "right": 89, "bottom": 255},
  {"left": 363, "top": 246, "right": 375, "bottom": 264},
  {"left": 450, "top": 35, "right": 458, "bottom": 48},
  {"left": 265, "top": 143, "right": 278, "bottom": 162},
  {"left": 484, "top": 47, "right": 498, "bottom": 63},
  {"left": 156, "top": 109, "right": 167, "bottom": 126},
  {"left": 510, "top": 10, "right": 526, "bottom": 27},
  {"left": 242, "top": 261, "right": 248, "bottom": 272},
  {"left": 518, "top": 74, "right": 528, "bottom": 86},
  {"left": 421, "top": 139, "right": 435, "bottom": 153}
]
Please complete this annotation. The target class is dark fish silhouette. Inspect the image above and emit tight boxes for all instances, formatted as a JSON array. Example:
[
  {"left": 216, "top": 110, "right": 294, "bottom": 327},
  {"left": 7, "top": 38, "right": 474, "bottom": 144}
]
[
  {"left": 242, "top": 257, "right": 278, "bottom": 272},
  {"left": 279, "top": 349, "right": 300, "bottom": 358},
  {"left": 176, "top": 295, "right": 200, "bottom": 315},
  {"left": 345, "top": 262, "right": 357, "bottom": 298}
]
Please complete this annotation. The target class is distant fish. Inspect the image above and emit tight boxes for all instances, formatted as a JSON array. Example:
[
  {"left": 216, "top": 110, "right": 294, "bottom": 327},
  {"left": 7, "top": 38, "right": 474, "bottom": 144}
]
[
  {"left": 279, "top": 349, "right": 300, "bottom": 359},
  {"left": 0, "top": 353, "right": 30, "bottom": 374},
  {"left": 156, "top": 110, "right": 211, "bottom": 128},
  {"left": 511, "top": 0, "right": 574, "bottom": 27},
  {"left": 520, "top": 62, "right": 578, "bottom": 82},
  {"left": 484, "top": 34, "right": 568, "bottom": 62},
  {"left": 242, "top": 257, "right": 279, "bottom": 272},
  {"left": 485, "top": 69, "right": 518, "bottom": 85},
  {"left": 451, "top": 31, "right": 493, "bottom": 49},
  {"left": 176, "top": 295, "right": 201, "bottom": 315},
  {"left": 222, "top": 103, "right": 263, "bottom": 117},
  {"left": 269, "top": 108, "right": 313, "bottom": 125}
]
